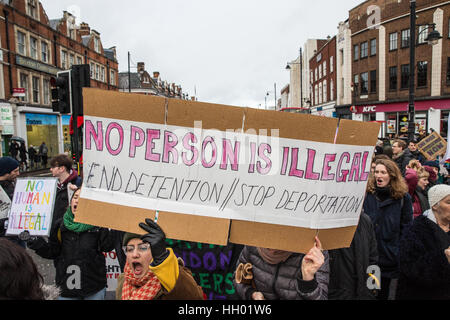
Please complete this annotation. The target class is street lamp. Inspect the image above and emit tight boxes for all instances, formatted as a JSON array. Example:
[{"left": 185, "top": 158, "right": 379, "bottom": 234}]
[
  {"left": 408, "top": 0, "right": 442, "bottom": 142},
  {"left": 286, "top": 47, "right": 303, "bottom": 109}
]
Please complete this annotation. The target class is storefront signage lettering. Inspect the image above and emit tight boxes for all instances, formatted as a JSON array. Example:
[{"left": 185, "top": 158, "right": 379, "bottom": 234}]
[
  {"left": 15, "top": 55, "right": 60, "bottom": 75},
  {"left": 362, "top": 106, "right": 376, "bottom": 113}
]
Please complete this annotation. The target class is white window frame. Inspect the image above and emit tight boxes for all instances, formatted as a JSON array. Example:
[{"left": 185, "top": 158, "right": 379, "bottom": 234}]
[
  {"left": 16, "top": 30, "right": 27, "bottom": 56},
  {"left": 30, "top": 36, "right": 38, "bottom": 60}
]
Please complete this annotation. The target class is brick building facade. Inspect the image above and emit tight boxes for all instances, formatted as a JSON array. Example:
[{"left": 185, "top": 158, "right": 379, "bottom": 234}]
[
  {"left": 0, "top": 0, "right": 118, "bottom": 156},
  {"left": 346, "top": 0, "right": 450, "bottom": 138}
]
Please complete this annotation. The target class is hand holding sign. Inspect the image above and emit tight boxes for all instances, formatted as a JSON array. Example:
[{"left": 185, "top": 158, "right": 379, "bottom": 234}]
[
  {"left": 139, "top": 218, "right": 170, "bottom": 266},
  {"left": 301, "top": 236, "right": 325, "bottom": 281}
]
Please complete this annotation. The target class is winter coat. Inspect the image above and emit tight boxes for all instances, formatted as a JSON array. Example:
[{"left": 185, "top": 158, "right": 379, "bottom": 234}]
[
  {"left": 233, "top": 246, "right": 329, "bottom": 300},
  {"left": 363, "top": 192, "right": 413, "bottom": 279},
  {"left": 396, "top": 212, "right": 450, "bottom": 300},
  {"left": 393, "top": 149, "right": 415, "bottom": 176},
  {"left": 328, "top": 213, "right": 378, "bottom": 300},
  {"left": 29, "top": 219, "right": 115, "bottom": 298},
  {"left": 405, "top": 169, "right": 430, "bottom": 218}
]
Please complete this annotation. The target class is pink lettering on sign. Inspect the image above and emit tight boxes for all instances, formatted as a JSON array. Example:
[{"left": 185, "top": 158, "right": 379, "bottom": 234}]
[
  {"left": 336, "top": 152, "right": 351, "bottom": 182},
  {"left": 145, "top": 129, "right": 161, "bottom": 162},
  {"left": 248, "top": 142, "right": 257, "bottom": 173},
  {"left": 201, "top": 136, "right": 217, "bottom": 168},
  {"left": 256, "top": 143, "right": 272, "bottom": 175},
  {"left": 321, "top": 153, "right": 337, "bottom": 181},
  {"left": 305, "top": 149, "right": 320, "bottom": 180},
  {"left": 105, "top": 122, "right": 124, "bottom": 156},
  {"left": 220, "top": 139, "right": 240, "bottom": 171},
  {"left": 129, "top": 126, "right": 145, "bottom": 158},
  {"left": 349, "top": 152, "right": 362, "bottom": 182},
  {"left": 289, "top": 148, "right": 304, "bottom": 178},
  {"left": 182, "top": 132, "right": 198, "bottom": 166},
  {"left": 85, "top": 120, "right": 103, "bottom": 151},
  {"left": 162, "top": 131, "right": 179, "bottom": 164}
]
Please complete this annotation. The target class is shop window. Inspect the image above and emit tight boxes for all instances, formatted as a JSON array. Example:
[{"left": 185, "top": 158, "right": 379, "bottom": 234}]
[
  {"left": 417, "top": 61, "right": 428, "bottom": 87},
  {"left": 370, "top": 70, "right": 377, "bottom": 93},
  {"left": 363, "top": 113, "right": 376, "bottom": 122},
  {"left": 389, "top": 66, "right": 397, "bottom": 90},
  {"left": 361, "top": 42, "right": 368, "bottom": 58},
  {"left": 16, "top": 31, "right": 26, "bottom": 56},
  {"left": 386, "top": 114, "right": 397, "bottom": 135},
  {"left": 370, "top": 39, "right": 376, "bottom": 56},
  {"left": 401, "top": 29, "right": 410, "bottom": 48},
  {"left": 389, "top": 32, "right": 398, "bottom": 51},
  {"left": 30, "top": 36, "right": 38, "bottom": 60},
  {"left": 353, "top": 44, "right": 359, "bottom": 61},
  {"left": 32, "top": 76, "right": 40, "bottom": 104},
  {"left": 401, "top": 64, "right": 410, "bottom": 89},
  {"left": 360, "top": 72, "right": 368, "bottom": 95}
]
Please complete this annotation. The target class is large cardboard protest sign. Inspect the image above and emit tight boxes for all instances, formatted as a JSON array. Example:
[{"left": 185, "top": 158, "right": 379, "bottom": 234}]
[
  {"left": 76, "top": 88, "right": 380, "bottom": 253},
  {"left": 417, "top": 131, "right": 448, "bottom": 161},
  {"left": 6, "top": 178, "right": 58, "bottom": 237}
]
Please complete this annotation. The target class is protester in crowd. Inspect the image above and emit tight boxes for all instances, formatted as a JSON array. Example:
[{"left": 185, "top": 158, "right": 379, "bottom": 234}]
[
  {"left": 39, "top": 142, "right": 48, "bottom": 168},
  {"left": 363, "top": 158, "right": 413, "bottom": 300},
  {"left": 396, "top": 184, "right": 450, "bottom": 300},
  {"left": 407, "top": 140, "right": 424, "bottom": 164},
  {"left": 0, "top": 157, "right": 26, "bottom": 248},
  {"left": 405, "top": 162, "right": 430, "bottom": 219},
  {"left": 328, "top": 211, "right": 378, "bottom": 300},
  {"left": 391, "top": 139, "right": 414, "bottom": 176},
  {"left": 28, "top": 188, "right": 115, "bottom": 300},
  {"left": 233, "top": 236, "right": 328, "bottom": 300},
  {"left": 116, "top": 219, "right": 205, "bottom": 300},
  {"left": 28, "top": 145, "right": 36, "bottom": 170},
  {"left": 18, "top": 142, "right": 28, "bottom": 171},
  {"left": 417, "top": 129, "right": 427, "bottom": 142},
  {"left": 371, "top": 154, "right": 391, "bottom": 174},
  {"left": 0, "top": 238, "right": 46, "bottom": 300},
  {"left": 49, "top": 154, "right": 82, "bottom": 233},
  {"left": 9, "top": 141, "right": 19, "bottom": 160}
]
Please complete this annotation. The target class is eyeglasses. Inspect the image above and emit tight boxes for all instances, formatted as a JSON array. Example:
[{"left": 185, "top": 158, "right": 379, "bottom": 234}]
[{"left": 122, "top": 243, "right": 151, "bottom": 255}]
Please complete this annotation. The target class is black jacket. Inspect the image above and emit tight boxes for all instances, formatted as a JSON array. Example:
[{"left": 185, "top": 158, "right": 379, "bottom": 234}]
[
  {"left": 29, "top": 219, "right": 115, "bottom": 298},
  {"left": 396, "top": 213, "right": 450, "bottom": 300},
  {"left": 393, "top": 149, "right": 415, "bottom": 176},
  {"left": 363, "top": 192, "right": 413, "bottom": 278},
  {"left": 328, "top": 213, "right": 379, "bottom": 300}
]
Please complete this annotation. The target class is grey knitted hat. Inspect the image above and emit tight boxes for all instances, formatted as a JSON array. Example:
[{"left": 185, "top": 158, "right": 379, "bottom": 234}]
[{"left": 428, "top": 184, "right": 450, "bottom": 208}]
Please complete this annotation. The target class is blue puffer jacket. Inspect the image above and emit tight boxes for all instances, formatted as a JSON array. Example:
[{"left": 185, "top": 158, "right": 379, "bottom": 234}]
[
  {"left": 233, "top": 246, "right": 329, "bottom": 300},
  {"left": 363, "top": 192, "right": 413, "bottom": 279}
]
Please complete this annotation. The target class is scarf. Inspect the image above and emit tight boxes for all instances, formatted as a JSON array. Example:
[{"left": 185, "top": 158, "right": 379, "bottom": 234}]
[
  {"left": 375, "top": 186, "right": 391, "bottom": 202},
  {"left": 63, "top": 207, "right": 94, "bottom": 233},
  {"left": 121, "top": 262, "right": 161, "bottom": 300},
  {"left": 257, "top": 247, "right": 292, "bottom": 265}
]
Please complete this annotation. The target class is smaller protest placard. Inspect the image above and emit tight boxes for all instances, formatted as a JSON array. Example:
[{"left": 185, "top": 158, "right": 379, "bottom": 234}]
[
  {"left": 103, "top": 250, "right": 122, "bottom": 292},
  {"left": 0, "top": 186, "right": 11, "bottom": 220},
  {"left": 417, "top": 131, "right": 448, "bottom": 161},
  {"left": 6, "top": 178, "right": 58, "bottom": 237}
]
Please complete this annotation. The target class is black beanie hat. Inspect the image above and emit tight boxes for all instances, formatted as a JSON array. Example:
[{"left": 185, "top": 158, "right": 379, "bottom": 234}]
[
  {"left": 0, "top": 157, "right": 19, "bottom": 176},
  {"left": 122, "top": 232, "right": 142, "bottom": 246}
]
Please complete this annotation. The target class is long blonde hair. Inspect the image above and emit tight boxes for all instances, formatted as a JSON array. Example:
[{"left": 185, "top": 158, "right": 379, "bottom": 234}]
[{"left": 367, "top": 158, "right": 408, "bottom": 199}]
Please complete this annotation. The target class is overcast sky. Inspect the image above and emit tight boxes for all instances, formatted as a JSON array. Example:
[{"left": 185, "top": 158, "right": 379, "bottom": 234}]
[{"left": 39, "top": 0, "right": 362, "bottom": 109}]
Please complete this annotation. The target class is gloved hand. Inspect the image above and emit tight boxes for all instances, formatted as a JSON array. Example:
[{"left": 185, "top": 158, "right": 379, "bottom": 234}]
[
  {"left": 139, "top": 218, "right": 169, "bottom": 266},
  {"left": 26, "top": 236, "right": 47, "bottom": 251}
]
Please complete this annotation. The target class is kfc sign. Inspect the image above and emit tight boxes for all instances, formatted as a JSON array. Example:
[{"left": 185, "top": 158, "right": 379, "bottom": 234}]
[{"left": 362, "top": 106, "right": 376, "bottom": 113}]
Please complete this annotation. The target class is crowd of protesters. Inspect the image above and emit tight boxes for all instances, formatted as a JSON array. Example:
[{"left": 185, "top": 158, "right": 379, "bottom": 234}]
[
  {"left": 8, "top": 139, "right": 49, "bottom": 172},
  {"left": 0, "top": 128, "right": 449, "bottom": 300}
]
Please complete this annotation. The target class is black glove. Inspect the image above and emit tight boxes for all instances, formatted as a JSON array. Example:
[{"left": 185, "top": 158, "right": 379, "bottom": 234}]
[
  {"left": 139, "top": 219, "right": 169, "bottom": 266},
  {"left": 26, "top": 236, "right": 47, "bottom": 251}
]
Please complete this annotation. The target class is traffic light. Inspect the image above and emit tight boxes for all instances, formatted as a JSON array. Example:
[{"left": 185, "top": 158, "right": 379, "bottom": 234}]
[
  {"left": 51, "top": 70, "right": 72, "bottom": 114},
  {"left": 71, "top": 64, "right": 90, "bottom": 116}
]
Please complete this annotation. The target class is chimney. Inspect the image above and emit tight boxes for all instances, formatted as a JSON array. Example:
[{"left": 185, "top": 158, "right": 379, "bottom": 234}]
[
  {"left": 153, "top": 71, "right": 160, "bottom": 78},
  {"left": 137, "top": 62, "right": 145, "bottom": 73},
  {"left": 79, "top": 22, "right": 90, "bottom": 36}
]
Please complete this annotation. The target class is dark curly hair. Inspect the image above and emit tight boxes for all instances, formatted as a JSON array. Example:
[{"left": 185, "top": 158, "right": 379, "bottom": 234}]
[{"left": 0, "top": 238, "right": 45, "bottom": 300}]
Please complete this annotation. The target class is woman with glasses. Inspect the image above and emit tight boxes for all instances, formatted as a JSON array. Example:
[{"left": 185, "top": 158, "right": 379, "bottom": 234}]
[
  {"left": 116, "top": 219, "right": 205, "bottom": 300},
  {"left": 27, "top": 188, "right": 116, "bottom": 300}
]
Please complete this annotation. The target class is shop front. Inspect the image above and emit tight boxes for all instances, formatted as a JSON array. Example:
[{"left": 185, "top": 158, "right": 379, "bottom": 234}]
[
  {"left": 0, "top": 103, "right": 15, "bottom": 156},
  {"left": 351, "top": 98, "right": 450, "bottom": 139},
  {"left": 310, "top": 103, "right": 337, "bottom": 118}
]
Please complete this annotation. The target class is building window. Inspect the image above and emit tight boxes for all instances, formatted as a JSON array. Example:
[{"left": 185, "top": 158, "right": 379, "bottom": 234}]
[
  {"left": 330, "top": 56, "right": 334, "bottom": 73},
  {"left": 401, "top": 64, "right": 410, "bottom": 89},
  {"left": 401, "top": 29, "right": 410, "bottom": 48},
  {"left": 370, "top": 39, "right": 376, "bottom": 56},
  {"left": 323, "top": 80, "right": 327, "bottom": 103},
  {"left": 90, "top": 62, "right": 95, "bottom": 79},
  {"left": 361, "top": 41, "right": 368, "bottom": 58},
  {"left": 353, "top": 44, "right": 359, "bottom": 61},
  {"left": 100, "top": 66, "right": 105, "bottom": 82},
  {"left": 17, "top": 31, "right": 26, "bottom": 55},
  {"left": 315, "top": 68, "right": 318, "bottom": 81},
  {"left": 389, "top": 32, "right": 398, "bottom": 51},
  {"left": 96, "top": 64, "right": 100, "bottom": 80},
  {"left": 417, "top": 61, "right": 428, "bottom": 87},
  {"left": 330, "top": 79, "right": 334, "bottom": 100},
  {"left": 30, "top": 36, "right": 38, "bottom": 59},
  {"left": 32, "top": 76, "right": 40, "bottom": 104},
  {"left": 43, "top": 79, "right": 50, "bottom": 105},
  {"left": 370, "top": 70, "right": 377, "bottom": 93},
  {"left": 319, "top": 64, "right": 322, "bottom": 79},
  {"left": 418, "top": 25, "right": 429, "bottom": 44},
  {"left": 319, "top": 82, "right": 323, "bottom": 104},
  {"left": 446, "top": 57, "right": 450, "bottom": 85},
  {"left": 110, "top": 70, "right": 116, "bottom": 86},
  {"left": 323, "top": 61, "right": 327, "bottom": 77},
  {"left": 61, "top": 50, "right": 68, "bottom": 69},
  {"left": 19, "top": 73, "right": 29, "bottom": 102},
  {"left": 353, "top": 74, "right": 359, "bottom": 96},
  {"left": 389, "top": 66, "right": 397, "bottom": 90},
  {"left": 360, "top": 72, "right": 368, "bottom": 95},
  {"left": 314, "top": 84, "right": 318, "bottom": 105},
  {"left": 27, "top": 0, "right": 38, "bottom": 19},
  {"left": 69, "top": 54, "right": 75, "bottom": 68},
  {"left": 41, "top": 41, "right": 48, "bottom": 63},
  {"left": 94, "top": 37, "right": 101, "bottom": 53},
  {"left": 77, "top": 56, "right": 83, "bottom": 65}
]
